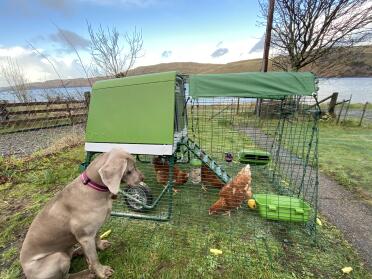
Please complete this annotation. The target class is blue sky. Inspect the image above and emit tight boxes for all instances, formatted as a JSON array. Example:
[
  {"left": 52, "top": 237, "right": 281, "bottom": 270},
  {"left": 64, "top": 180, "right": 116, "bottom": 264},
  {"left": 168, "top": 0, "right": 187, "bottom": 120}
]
[{"left": 0, "top": 0, "right": 265, "bottom": 86}]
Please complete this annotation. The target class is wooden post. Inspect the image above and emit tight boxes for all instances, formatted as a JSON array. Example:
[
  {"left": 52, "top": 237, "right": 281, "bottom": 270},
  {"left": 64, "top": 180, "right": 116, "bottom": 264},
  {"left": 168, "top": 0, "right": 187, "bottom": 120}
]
[
  {"left": 256, "top": 0, "right": 275, "bottom": 117},
  {"left": 262, "top": 0, "right": 275, "bottom": 72},
  {"left": 336, "top": 101, "right": 345, "bottom": 124},
  {"left": 236, "top": 98, "right": 240, "bottom": 114},
  {"left": 328, "top": 92, "right": 338, "bottom": 117},
  {"left": 66, "top": 102, "right": 73, "bottom": 125},
  {"left": 359, "top": 102, "right": 369, "bottom": 126},
  {"left": 342, "top": 95, "right": 352, "bottom": 123},
  {"left": 84, "top": 91, "right": 90, "bottom": 108},
  {"left": 0, "top": 101, "right": 9, "bottom": 122}
]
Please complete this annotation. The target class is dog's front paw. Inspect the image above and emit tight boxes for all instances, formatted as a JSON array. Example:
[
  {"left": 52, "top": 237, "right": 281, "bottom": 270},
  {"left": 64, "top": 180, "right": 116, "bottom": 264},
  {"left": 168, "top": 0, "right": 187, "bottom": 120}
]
[
  {"left": 95, "top": 265, "right": 114, "bottom": 278},
  {"left": 97, "top": 239, "right": 111, "bottom": 251}
]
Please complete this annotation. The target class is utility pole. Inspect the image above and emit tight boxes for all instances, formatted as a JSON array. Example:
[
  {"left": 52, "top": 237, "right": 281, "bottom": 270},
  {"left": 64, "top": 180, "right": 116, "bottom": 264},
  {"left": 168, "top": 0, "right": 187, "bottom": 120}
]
[
  {"left": 257, "top": 0, "right": 275, "bottom": 116},
  {"left": 262, "top": 0, "right": 275, "bottom": 72}
]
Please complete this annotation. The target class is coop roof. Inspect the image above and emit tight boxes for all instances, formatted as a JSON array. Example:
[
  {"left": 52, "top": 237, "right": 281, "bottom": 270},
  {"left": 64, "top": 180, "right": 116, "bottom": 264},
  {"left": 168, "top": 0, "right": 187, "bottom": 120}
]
[
  {"left": 189, "top": 72, "right": 316, "bottom": 99},
  {"left": 92, "top": 71, "right": 177, "bottom": 90}
]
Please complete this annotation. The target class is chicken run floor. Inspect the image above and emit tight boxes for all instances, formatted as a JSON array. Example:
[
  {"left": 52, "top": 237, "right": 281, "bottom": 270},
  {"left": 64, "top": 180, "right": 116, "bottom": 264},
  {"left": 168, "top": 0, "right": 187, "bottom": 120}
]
[{"left": 108, "top": 162, "right": 315, "bottom": 271}]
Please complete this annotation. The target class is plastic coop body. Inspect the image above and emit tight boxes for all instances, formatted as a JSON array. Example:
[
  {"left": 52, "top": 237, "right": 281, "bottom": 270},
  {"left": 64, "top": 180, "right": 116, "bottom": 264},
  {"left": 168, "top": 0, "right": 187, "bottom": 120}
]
[{"left": 85, "top": 71, "right": 187, "bottom": 155}]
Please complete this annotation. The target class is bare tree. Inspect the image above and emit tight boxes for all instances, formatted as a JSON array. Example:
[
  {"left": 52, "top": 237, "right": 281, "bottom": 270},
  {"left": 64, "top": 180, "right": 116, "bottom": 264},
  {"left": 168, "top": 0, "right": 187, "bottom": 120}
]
[
  {"left": 87, "top": 22, "right": 143, "bottom": 77},
  {"left": 52, "top": 22, "right": 93, "bottom": 87},
  {"left": 259, "top": 0, "right": 372, "bottom": 72},
  {"left": 1, "top": 57, "right": 30, "bottom": 102}
]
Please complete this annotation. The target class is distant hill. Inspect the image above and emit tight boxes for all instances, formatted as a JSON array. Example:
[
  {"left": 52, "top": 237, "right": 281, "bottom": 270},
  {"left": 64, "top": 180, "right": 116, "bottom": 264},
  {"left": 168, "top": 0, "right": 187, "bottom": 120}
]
[{"left": 3, "top": 45, "right": 371, "bottom": 91}]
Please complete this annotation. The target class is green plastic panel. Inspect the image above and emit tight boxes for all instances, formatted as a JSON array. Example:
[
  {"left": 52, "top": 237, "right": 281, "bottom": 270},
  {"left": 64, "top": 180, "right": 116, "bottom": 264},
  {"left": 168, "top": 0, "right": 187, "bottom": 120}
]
[
  {"left": 190, "top": 72, "right": 316, "bottom": 98},
  {"left": 238, "top": 149, "right": 271, "bottom": 165},
  {"left": 86, "top": 72, "right": 177, "bottom": 144}
]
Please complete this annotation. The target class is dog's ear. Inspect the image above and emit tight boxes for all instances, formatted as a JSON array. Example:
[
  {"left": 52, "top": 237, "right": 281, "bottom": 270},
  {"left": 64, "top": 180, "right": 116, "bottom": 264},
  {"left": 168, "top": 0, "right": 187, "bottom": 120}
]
[{"left": 98, "top": 149, "right": 128, "bottom": 195}]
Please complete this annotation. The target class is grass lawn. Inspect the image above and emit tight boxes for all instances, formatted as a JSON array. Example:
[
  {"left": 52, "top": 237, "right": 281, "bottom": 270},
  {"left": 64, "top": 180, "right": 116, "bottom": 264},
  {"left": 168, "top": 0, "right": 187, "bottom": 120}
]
[
  {"left": 0, "top": 146, "right": 370, "bottom": 278},
  {"left": 319, "top": 122, "right": 372, "bottom": 201},
  {"left": 0, "top": 103, "right": 371, "bottom": 278}
]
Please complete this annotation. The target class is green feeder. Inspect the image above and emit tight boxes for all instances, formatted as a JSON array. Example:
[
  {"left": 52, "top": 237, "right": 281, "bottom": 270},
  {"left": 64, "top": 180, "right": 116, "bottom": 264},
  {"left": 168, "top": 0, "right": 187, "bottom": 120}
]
[
  {"left": 254, "top": 194, "right": 311, "bottom": 222},
  {"left": 238, "top": 149, "right": 271, "bottom": 165},
  {"left": 190, "top": 158, "right": 202, "bottom": 167}
]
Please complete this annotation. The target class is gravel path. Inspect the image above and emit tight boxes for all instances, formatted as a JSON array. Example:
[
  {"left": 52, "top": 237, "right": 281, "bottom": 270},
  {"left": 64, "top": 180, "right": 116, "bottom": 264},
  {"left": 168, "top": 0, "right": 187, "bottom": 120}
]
[
  {"left": 0, "top": 124, "right": 85, "bottom": 157},
  {"left": 240, "top": 126, "right": 372, "bottom": 269},
  {"left": 318, "top": 174, "right": 372, "bottom": 269}
]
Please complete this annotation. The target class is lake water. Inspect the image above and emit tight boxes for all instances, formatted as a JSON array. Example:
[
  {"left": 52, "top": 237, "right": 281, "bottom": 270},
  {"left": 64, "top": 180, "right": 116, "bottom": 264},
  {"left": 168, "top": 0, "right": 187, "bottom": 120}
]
[
  {"left": 317, "top": 77, "right": 372, "bottom": 103},
  {"left": 0, "top": 77, "right": 371, "bottom": 103}
]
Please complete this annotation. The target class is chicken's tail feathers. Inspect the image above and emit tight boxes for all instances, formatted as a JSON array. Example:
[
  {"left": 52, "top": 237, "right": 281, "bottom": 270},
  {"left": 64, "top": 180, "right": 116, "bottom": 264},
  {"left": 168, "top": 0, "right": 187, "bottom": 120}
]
[{"left": 244, "top": 164, "right": 251, "bottom": 171}]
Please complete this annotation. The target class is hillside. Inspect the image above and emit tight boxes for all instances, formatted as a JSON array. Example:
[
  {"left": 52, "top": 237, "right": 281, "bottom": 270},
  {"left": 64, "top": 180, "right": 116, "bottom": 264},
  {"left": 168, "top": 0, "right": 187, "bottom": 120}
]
[{"left": 2, "top": 45, "right": 372, "bottom": 91}]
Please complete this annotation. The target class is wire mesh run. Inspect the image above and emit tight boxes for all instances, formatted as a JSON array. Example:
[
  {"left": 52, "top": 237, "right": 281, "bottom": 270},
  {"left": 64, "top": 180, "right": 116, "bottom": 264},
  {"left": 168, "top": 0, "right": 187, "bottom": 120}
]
[{"left": 84, "top": 94, "right": 320, "bottom": 264}]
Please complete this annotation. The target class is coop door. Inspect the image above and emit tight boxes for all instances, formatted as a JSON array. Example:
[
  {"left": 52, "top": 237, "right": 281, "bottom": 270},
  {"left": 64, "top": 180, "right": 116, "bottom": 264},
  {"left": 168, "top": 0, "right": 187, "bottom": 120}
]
[{"left": 174, "top": 77, "right": 187, "bottom": 134}]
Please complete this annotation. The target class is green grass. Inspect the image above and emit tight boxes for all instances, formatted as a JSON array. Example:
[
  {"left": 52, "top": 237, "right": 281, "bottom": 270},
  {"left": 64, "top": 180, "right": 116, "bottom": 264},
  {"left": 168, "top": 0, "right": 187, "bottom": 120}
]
[
  {"left": 346, "top": 103, "right": 371, "bottom": 111},
  {"left": 0, "top": 145, "right": 370, "bottom": 278},
  {"left": 0, "top": 103, "right": 371, "bottom": 278},
  {"left": 318, "top": 122, "right": 372, "bottom": 200}
]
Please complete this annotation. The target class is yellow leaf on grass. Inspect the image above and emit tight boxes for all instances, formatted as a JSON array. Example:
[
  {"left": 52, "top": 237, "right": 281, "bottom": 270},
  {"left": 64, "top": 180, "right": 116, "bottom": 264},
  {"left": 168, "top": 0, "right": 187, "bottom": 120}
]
[
  {"left": 316, "top": 218, "right": 322, "bottom": 226},
  {"left": 341, "top": 267, "right": 353, "bottom": 274},
  {"left": 210, "top": 248, "right": 223, "bottom": 256},
  {"left": 100, "top": 229, "right": 112, "bottom": 239}
]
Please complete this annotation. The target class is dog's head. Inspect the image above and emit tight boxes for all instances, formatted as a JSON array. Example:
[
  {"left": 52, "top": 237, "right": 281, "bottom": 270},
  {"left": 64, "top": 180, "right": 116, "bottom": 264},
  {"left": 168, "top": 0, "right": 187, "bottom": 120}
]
[{"left": 98, "top": 148, "right": 144, "bottom": 195}]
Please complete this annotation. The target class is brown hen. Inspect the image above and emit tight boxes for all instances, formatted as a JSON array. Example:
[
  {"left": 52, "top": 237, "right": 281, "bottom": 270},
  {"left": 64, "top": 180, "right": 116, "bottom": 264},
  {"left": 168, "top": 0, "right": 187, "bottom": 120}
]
[
  {"left": 201, "top": 164, "right": 224, "bottom": 189},
  {"left": 153, "top": 157, "right": 189, "bottom": 189},
  {"left": 209, "top": 164, "right": 252, "bottom": 215}
]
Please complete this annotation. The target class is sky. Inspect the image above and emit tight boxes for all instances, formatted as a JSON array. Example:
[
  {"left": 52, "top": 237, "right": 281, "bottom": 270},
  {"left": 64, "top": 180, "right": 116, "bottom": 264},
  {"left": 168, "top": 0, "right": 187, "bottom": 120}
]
[{"left": 0, "top": 0, "right": 266, "bottom": 87}]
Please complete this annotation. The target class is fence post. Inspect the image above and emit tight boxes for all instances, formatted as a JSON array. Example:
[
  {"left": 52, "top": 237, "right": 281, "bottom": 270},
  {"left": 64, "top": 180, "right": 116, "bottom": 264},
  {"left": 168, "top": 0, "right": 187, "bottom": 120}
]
[
  {"left": 336, "top": 101, "right": 345, "bottom": 124},
  {"left": 0, "top": 101, "right": 9, "bottom": 121},
  {"left": 359, "top": 102, "right": 369, "bottom": 126},
  {"left": 84, "top": 91, "right": 90, "bottom": 108},
  {"left": 66, "top": 102, "right": 74, "bottom": 125},
  {"left": 342, "top": 95, "right": 352, "bottom": 124},
  {"left": 328, "top": 92, "right": 338, "bottom": 117}
]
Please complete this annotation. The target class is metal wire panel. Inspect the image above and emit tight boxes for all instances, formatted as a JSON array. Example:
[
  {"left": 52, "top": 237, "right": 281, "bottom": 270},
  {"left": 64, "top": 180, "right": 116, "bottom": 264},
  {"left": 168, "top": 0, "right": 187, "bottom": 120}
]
[{"left": 101, "top": 95, "right": 319, "bottom": 264}]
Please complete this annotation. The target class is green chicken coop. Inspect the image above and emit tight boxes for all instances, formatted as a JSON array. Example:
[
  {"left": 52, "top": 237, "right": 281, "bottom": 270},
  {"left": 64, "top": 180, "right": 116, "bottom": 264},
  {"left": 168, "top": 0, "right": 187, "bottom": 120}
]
[
  {"left": 82, "top": 71, "right": 320, "bottom": 258},
  {"left": 85, "top": 72, "right": 187, "bottom": 156}
]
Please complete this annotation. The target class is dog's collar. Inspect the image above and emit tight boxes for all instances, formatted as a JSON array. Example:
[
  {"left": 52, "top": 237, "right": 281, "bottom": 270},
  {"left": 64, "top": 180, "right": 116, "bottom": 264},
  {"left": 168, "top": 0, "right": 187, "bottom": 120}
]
[{"left": 80, "top": 171, "right": 110, "bottom": 192}]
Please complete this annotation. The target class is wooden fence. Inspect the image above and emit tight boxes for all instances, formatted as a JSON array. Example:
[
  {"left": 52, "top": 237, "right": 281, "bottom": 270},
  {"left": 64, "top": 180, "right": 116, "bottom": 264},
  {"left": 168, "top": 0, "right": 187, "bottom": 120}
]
[{"left": 0, "top": 99, "right": 88, "bottom": 132}]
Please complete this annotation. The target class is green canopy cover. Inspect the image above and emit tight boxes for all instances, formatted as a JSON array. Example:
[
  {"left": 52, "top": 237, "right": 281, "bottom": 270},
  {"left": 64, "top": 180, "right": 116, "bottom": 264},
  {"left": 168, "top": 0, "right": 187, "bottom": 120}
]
[{"left": 189, "top": 72, "right": 316, "bottom": 99}]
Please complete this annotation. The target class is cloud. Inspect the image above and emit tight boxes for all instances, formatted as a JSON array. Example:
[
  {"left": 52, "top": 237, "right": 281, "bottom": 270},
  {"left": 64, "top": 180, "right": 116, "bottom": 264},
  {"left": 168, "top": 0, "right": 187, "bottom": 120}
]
[
  {"left": 249, "top": 35, "right": 265, "bottom": 54},
  {"left": 80, "top": 0, "right": 158, "bottom": 7},
  {"left": 0, "top": 46, "right": 86, "bottom": 87},
  {"left": 38, "top": 0, "right": 71, "bottom": 12},
  {"left": 0, "top": 0, "right": 72, "bottom": 16},
  {"left": 49, "top": 29, "right": 90, "bottom": 51},
  {"left": 211, "top": 47, "right": 229, "bottom": 58},
  {"left": 161, "top": 50, "right": 172, "bottom": 58}
]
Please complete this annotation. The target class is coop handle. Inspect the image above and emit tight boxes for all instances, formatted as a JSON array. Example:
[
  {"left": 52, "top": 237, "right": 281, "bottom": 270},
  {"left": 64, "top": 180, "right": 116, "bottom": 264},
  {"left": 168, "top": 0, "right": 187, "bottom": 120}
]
[{"left": 268, "top": 205, "right": 276, "bottom": 211}]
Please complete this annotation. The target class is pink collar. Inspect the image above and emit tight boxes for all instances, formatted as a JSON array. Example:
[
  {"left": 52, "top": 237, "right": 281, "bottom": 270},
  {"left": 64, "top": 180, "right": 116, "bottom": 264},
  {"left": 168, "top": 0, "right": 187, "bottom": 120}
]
[{"left": 80, "top": 171, "right": 110, "bottom": 192}]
